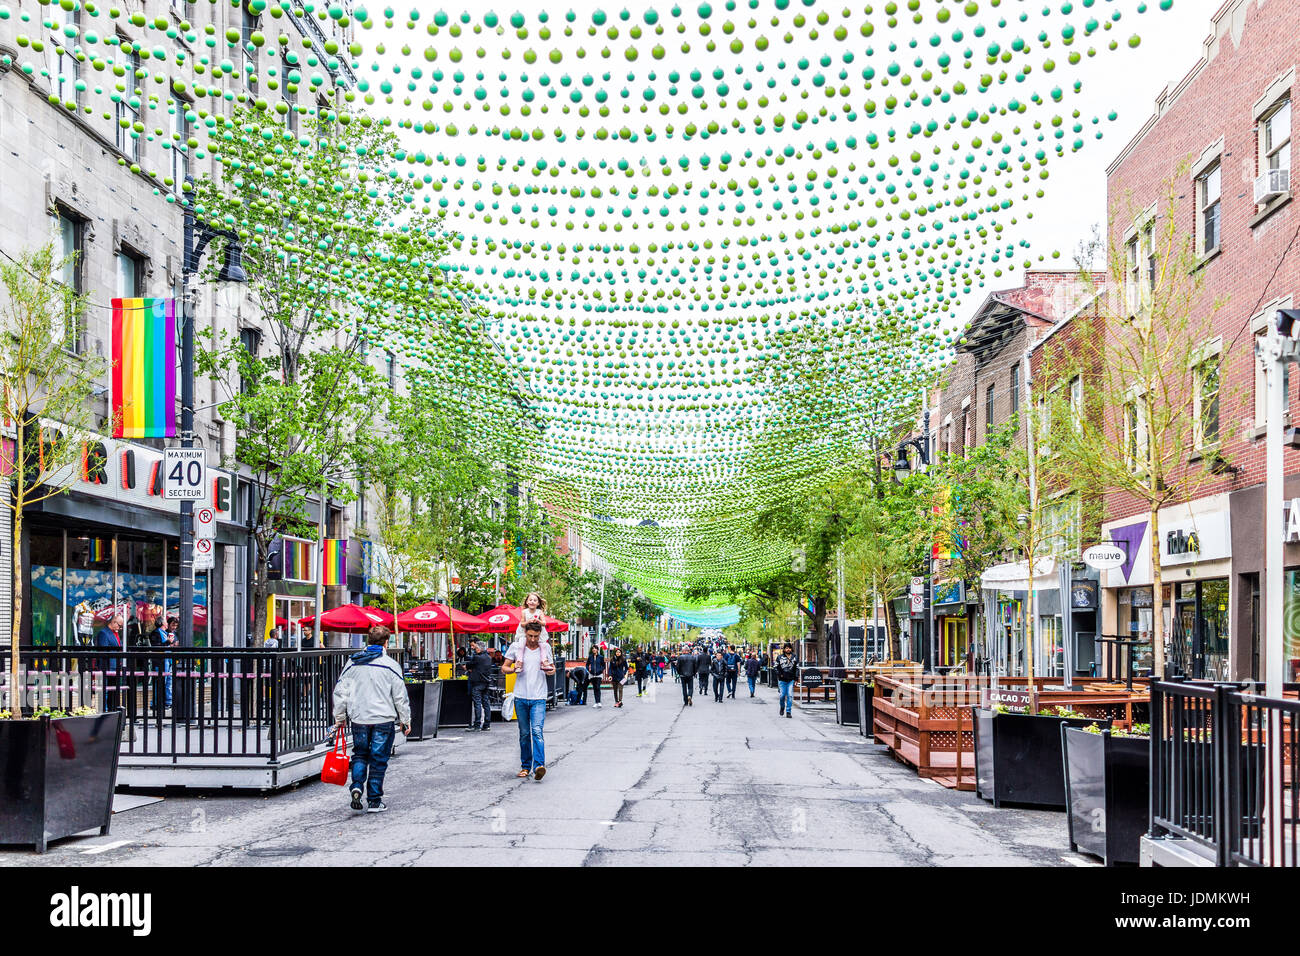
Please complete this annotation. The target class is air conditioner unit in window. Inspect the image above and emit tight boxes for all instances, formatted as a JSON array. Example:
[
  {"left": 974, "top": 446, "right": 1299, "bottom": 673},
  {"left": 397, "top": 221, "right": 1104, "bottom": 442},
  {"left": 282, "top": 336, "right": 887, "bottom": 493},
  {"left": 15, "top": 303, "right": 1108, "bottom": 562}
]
[{"left": 1255, "top": 167, "right": 1290, "bottom": 204}]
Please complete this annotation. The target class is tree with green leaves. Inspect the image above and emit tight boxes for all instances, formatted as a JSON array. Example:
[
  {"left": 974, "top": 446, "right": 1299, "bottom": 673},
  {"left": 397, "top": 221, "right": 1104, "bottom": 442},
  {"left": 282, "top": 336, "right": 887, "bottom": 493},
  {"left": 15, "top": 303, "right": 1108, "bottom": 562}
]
[
  {"left": 192, "top": 106, "right": 469, "bottom": 644},
  {"left": 1, "top": 244, "right": 106, "bottom": 709},
  {"left": 1045, "top": 174, "right": 1229, "bottom": 678}
]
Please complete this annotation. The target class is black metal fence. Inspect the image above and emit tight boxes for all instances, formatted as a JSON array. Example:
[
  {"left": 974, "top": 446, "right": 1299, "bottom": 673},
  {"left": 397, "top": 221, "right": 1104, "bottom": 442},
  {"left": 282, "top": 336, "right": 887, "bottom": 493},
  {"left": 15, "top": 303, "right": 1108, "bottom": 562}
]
[
  {"left": 1150, "top": 680, "right": 1298, "bottom": 866},
  {"left": 2, "top": 648, "right": 354, "bottom": 762}
]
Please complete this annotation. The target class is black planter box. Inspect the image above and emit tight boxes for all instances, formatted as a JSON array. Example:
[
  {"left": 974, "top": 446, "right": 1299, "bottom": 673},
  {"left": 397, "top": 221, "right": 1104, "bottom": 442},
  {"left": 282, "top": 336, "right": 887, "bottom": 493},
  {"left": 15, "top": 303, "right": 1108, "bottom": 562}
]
[
  {"left": 406, "top": 681, "right": 443, "bottom": 740},
  {"left": 437, "top": 679, "right": 473, "bottom": 728},
  {"left": 0, "top": 711, "right": 123, "bottom": 853},
  {"left": 835, "top": 680, "right": 862, "bottom": 726},
  {"left": 1062, "top": 726, "right": 1149, "bottom": 865},
  {"left": 857, "top": 683, "right": 873, "bottom": 738},
  {"left": 973, "top": 708, "right": 1111, "bottom": 809}
]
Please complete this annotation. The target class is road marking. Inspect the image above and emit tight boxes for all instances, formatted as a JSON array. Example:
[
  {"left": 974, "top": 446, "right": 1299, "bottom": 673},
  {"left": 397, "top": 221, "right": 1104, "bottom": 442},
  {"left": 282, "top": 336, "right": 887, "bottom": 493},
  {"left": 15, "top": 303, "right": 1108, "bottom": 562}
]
[
  {"left": 1062, "top": 854, "right": 1100, "bottom": 867},
  {"left": 81, "top": 840, "right": 131, "bottom": 855},
  {"left": 598, "top": 821, "right": 620, "bottom": 826}
]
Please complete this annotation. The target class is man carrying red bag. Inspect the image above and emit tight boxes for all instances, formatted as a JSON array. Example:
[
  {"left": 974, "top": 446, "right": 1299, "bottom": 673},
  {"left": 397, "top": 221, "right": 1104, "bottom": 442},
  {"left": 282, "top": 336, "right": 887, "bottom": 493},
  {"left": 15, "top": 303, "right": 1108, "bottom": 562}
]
[{"left": 332, "top": 626, "right": 411, "bottom": 813}]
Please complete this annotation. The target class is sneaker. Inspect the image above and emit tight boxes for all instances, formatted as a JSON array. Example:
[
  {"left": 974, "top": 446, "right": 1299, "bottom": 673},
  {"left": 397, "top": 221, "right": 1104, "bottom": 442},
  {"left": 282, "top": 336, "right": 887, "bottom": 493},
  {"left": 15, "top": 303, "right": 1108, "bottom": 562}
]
[
  {"left": 786, "top": 712, "right": 793, "bottom": 719},
  {"left": 350, "top": 788, "right": 364, "bottom": 811},
  {"left": 533, "top": 766, "right": 546, "bottom": 781},
  {"left": 480, "top": 724, "right": 490, "bottom": 732},
  {"left": 366, "top": 802, "right": 388, "bottom": 813},
  {"left": 466, "top": 726, "right": 479, "bottom": 732}
]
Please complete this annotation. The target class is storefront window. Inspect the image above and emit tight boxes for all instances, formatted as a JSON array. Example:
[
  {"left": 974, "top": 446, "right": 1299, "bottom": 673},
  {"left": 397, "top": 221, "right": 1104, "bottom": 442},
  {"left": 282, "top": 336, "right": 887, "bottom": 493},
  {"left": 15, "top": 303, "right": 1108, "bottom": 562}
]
[
  {"left": 1284, "top": 572, "right": 1300, "bottom": 682},
  {"left": 66, "top": 535, "right": 118, "bottom": 646},
  {"left": 120, "top": 538, "right": 165, "bottom": 647},
  {"left": 1039, "top": 615, "right": 1063, "bottom": 677},
  {"left": 29, "top": 532, "right": 64, "bottom": 646},
  {"left": 166, "top": 540, "right": 209, "bottom": 647},
  {"left": 1118, "top": 587, "right": 1154, "bottom": 678}
]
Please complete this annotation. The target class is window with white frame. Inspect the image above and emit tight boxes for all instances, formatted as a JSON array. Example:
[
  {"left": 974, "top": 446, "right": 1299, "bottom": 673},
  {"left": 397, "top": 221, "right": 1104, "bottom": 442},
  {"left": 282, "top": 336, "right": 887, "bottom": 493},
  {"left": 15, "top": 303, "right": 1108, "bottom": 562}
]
[
  {"left": 1254, "top": 303, "right": 1293, "bottom": 428},
  {"left": 56, "top": 48, "right": 82, "bottom": 110},
  {"left": 1041, "top": 495, "right": 1079, "bottom": 558},
  {"left": 1197, "top": 161, "right": 1222, "bottom": 256},
  {"left": 117, "top": 249, "right": 143, "bottom": 299},
  {"left": 116, "top": 44, "right": 141, "bottom": 162},
  {"left": 1069, "top": 375, "right": 1083, "bottom": 431},
  {"left": 1193, "top": 350, "right": 1221, "bottom": 450},
  {"left": 170, "top": 98, "right": 191, "bottom": 197},
  {"left": 56, "top": 209, "right": 85, "bottom": 353},
  {"left": 1124, "top": 396, "right": 1148, "bottom": 474},
  {"left": 1125, "top": 234, "right": 1140, "bottom": 314},
  {"left": 1260, "top": 98, "right": 1291, "bottom": 181}
]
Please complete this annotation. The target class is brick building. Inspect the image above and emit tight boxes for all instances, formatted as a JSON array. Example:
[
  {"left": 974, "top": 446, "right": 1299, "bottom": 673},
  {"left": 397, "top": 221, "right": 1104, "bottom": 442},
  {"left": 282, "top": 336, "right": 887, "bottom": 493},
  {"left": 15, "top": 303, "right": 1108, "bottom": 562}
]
[{"left": 1101, "top": 0, "right": 1300, "bottom": 681}]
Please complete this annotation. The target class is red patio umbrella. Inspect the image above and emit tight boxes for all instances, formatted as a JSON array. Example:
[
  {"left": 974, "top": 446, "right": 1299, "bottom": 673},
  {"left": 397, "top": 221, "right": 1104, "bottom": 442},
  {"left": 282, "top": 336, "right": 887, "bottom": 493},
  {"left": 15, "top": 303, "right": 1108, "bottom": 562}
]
[
  {"left": 479, "top": 605, "right": 568, "bottom": 634},
  {"left": 394, "top": 602, "right": 487, "bottom": 633},
  {"left": 298, "top": 603, "right": 395, "bottom": 633}
]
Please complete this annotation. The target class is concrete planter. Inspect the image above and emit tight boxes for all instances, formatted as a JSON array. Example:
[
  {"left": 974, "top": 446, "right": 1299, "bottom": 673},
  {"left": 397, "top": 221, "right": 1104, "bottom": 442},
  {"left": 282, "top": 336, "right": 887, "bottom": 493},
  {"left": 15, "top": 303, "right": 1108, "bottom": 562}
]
[{"left": 0, "top": 711, "right": 123, "bottom": 853}]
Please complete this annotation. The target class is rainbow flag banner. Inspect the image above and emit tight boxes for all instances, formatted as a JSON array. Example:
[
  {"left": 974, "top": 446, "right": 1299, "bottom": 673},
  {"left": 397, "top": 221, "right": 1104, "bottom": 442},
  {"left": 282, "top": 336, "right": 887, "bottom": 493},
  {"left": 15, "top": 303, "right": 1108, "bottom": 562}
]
[
  {"left": 282, "top": 537, "right": 313, "bottom": 583},
  {"left": 322, "top": 538, "right": 347, "bottom": 587},
  {"left": 111, "top": 298, "right": 177, "bottom": 438}
]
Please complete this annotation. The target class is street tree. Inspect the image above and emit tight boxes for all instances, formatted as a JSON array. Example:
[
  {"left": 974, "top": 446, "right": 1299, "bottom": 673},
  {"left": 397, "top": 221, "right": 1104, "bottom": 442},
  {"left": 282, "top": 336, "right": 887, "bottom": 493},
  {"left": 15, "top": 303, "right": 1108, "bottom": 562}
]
[
  {"left": 1045, "top": 174, "right": 1229, "bottom": 678},
  {"left": 1, "top": 244, "right": 106, "bottom": 709}
]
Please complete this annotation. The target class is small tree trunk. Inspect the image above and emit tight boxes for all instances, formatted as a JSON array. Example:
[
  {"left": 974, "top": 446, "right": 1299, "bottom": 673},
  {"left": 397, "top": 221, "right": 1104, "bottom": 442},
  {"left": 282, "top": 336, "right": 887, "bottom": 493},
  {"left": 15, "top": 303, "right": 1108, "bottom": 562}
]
[
  {"left": 1025, "top": 556, "right": 1037, "bottom": 710},
  {"left": 884, "top": 589, "right": 901, "bottom": 661},
  {"left": 9, "top": 504, "right": 24, "bottom": 715},
  {"left": 1149, "top": 505, "right": 1165, "bottom": 678}
]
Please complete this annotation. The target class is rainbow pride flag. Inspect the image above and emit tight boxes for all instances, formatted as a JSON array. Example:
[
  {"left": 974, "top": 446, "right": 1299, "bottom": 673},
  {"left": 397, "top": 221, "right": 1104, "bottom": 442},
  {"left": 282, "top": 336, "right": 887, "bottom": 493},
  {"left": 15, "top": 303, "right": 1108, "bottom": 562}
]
[
  {"left": 111, "top": 298, "right": 177, "bottom": 438},
  {"left": 282, "top": 538, "right": 313, "bottom": 582},
  {"left": 322, "top": 538, "right": 347, "bottom": 586}
]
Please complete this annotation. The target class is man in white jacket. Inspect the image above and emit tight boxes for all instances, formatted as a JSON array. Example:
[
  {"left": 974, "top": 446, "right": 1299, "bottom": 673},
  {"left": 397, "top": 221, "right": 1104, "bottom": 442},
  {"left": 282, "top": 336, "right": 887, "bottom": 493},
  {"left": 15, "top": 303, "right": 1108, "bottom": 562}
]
[{"left": 332, "top": 626, "right": 411, "bottom": 813}]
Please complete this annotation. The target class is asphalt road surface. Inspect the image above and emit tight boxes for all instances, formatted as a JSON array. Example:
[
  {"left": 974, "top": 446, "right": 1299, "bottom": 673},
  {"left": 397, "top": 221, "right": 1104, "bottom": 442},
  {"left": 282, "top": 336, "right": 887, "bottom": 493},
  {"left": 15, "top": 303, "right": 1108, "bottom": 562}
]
[{"left": 4, "top": 679, "right": 1087, "bottom": 866}]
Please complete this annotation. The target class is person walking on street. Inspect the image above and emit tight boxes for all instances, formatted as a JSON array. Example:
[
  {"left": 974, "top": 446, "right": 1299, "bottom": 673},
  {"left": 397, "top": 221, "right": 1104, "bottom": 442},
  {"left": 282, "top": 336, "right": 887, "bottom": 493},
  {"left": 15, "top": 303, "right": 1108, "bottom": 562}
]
[
  {"left": 744, "top": 652, "right": 761, "bottom": 697},
  {"left": 696, "top": 646, "right": 711, "bottom": 697},
  {"left": 723, "top": 645, "right": 740, "bottom": 698},
  {"left": 710, "top": 650, "right": 727, "bottom": 702},
  {"left": 504, "top": 620, "right": 556, "bottom": 780},
  {"left": 332, "top": 626, "right": 411, "bottom": 813},
  {"left": 675, "top": 644, "right": 697, "bottom": 706},
  {"left": 774, "top": 642, "right": 798, "bottom": 719},
  {"left": 634, "top": 651, "right": 650, "bottom": 697},
  {"left": 609, "top": 649, "right": 628, "bottom": 708},
  {"left": 586, "top": 645, "right": 606, "bottom": 708},
  {"left": 465, "top": 638, "right": 494, "bottom": 731}
]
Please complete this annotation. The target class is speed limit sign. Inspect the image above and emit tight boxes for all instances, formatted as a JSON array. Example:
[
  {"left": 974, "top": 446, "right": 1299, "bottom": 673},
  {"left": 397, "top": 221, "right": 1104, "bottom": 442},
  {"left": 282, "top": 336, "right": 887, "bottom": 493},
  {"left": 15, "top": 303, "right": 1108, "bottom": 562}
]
[{"left": 164, "top": 449, "right": 206, "bottom": 500}]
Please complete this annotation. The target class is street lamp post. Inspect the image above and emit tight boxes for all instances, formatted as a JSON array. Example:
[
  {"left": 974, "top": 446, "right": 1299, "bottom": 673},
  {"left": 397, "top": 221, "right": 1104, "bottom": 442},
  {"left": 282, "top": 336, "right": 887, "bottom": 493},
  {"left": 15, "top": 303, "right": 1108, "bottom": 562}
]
[
  {"left": 892, "top": 408, "right": 933, "bottom": 670},
  {"left": 180, "top": 182, "right": 246, "bottom": 649}
]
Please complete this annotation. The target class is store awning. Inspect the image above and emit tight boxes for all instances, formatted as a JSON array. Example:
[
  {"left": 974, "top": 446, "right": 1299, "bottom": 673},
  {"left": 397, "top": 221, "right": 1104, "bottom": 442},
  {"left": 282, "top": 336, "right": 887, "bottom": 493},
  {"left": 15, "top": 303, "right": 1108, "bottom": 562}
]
[{"left": 980, "top": 558, "right": 1058, "bottom": 591}]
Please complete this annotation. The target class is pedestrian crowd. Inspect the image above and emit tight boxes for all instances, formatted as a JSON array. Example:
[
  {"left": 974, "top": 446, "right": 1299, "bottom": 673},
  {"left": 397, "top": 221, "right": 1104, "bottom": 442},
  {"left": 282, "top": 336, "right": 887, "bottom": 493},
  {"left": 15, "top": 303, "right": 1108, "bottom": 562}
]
[{"left": 329, "top": 592, "right": 803, "bottom": 814}]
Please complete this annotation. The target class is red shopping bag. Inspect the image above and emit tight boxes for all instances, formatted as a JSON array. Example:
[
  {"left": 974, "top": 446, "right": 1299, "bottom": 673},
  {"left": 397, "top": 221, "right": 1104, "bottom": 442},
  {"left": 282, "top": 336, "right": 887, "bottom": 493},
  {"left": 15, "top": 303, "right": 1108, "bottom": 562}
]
[{"left": 321, "top": 726, "right": 350, "bottom": 786}]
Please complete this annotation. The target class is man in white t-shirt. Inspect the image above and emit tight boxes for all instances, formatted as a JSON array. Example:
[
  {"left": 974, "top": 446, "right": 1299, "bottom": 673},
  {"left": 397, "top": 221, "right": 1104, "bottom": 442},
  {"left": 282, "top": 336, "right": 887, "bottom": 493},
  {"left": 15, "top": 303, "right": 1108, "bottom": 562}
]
[{"left": 503, "top": 620, "right": 556, "bottom": 780}]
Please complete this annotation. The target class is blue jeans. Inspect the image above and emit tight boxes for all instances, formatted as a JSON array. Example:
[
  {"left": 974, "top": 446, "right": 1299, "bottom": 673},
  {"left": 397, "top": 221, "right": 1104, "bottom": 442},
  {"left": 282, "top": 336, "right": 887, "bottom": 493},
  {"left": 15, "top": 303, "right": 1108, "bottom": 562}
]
[
  {"left": 778, "top": 680, "right": 794, "bottom": 714},
  {"left": 747, "top": 677, "right": 757, "bottom": 695},
  {"left": 350, "top": 722, "right": 395, "bottom": 805},
  {"left": 470, "top": 682, "right": 491, "bottom": 728},
  {"left": 515, "top": 698, "right": 546, "bottom": 771}
]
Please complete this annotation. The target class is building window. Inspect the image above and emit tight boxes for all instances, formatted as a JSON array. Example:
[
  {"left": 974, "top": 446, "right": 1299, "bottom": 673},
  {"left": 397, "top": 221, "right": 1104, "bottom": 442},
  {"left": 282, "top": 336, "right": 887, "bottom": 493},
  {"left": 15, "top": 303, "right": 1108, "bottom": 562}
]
[
  {"left": 1010, "top": 364, "right": 1020, "bottom": 414},
  {"left": 1254, "top": 326, "right": 1291, "bottom": 428},
  {"left": 282, "top": 56, "right": 298, "bottom": 134},
  {"left": 1125, "top": 397, "right": 1149, "bottom": 474},
  {"left": 1260, "top": 98, "right": 1291, "bottom": 182},
  {"left": 57, "top": 210, "right": 85, "bottom": 353},
  {"left": 117, "top": 249, "right": 143, "bottom": 299},
  {"left": 238, "top": 328, "right": 261, "bottom": 393},
  {"left": 385, "top": 350, "right": 397, "bottom": 392},
  {"left": 56, "top": 49, "right": 82, "bottom": 110},
  {"left": 1197, "top": 161, "right": 1222, "bottom": 256},
  {"left": 1069, "top": 376, "right": 1083, "bottom": 431},
  {"left": 241, "top": 2, "right": 259, "bottom": 72},
  {"left": 1194, "top": 354, "right": 1221, "bottom": 450},
  {"left": 355, "top": 479, "right": 367, "bottom": 528},
  {"left": 171, "top": 100, "right": 191, "bottom": 197},
  {"left": 985, "top": 383, "right": 995, "bottom": 433},
  {"left": 1125, "top": 234, "right": 1140, "bottom": 314},
  {"left": 960, "top": 408, "right": 969, "bottom": 454},
  {"left": 116, "top": 45, "right": 141, "bottom": 162}
]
